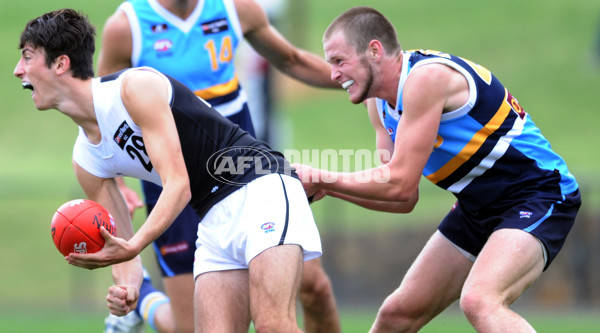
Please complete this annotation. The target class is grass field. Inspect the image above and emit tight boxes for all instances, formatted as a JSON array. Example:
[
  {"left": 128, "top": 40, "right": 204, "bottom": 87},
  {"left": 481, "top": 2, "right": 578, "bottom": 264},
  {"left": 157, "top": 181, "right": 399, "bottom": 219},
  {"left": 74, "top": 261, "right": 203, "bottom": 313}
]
[
  {"left": 1, "top": 0, "right": 600, "bottom": 332},
  {"left": 2, "top": 306, "right": 600, "bottom": 332}
]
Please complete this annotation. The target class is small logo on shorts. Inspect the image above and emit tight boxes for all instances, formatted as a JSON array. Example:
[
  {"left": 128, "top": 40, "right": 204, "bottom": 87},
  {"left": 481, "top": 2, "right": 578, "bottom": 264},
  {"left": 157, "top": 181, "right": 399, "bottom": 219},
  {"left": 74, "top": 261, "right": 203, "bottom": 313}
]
[
  {"left": 261, "top": 222, "right": 276, "bottom": 233},
  {"left": 160, "top": 241, "right": 189, "bottom": 255},
  {"left": 519, "top": 211, "right": 533, "bottom": 218}
]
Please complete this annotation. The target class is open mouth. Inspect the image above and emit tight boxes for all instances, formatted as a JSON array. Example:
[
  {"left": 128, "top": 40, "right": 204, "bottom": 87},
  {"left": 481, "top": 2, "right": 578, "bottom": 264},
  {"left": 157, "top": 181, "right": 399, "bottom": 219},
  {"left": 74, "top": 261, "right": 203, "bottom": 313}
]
[
  {"left": 22, "top": 82, "right": 33, "bottom": 91},
  {"left": 341, "top": 80, "right": 354, "bottom": 90}
]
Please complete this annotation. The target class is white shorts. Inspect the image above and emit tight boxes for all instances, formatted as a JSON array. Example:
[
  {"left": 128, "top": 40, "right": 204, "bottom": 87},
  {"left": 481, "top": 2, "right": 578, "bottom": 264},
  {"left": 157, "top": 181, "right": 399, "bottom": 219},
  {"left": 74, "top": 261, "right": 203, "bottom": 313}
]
[{"left": 193, "top": 174, "right": 323, "bottom": 278}]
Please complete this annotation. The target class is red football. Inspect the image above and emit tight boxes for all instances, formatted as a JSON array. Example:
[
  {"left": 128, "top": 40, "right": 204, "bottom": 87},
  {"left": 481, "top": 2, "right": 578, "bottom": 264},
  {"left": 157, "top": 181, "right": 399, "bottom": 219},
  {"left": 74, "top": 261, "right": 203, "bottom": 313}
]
[{"left": 50, "top": 199, "right": 117, "bottom": 256}]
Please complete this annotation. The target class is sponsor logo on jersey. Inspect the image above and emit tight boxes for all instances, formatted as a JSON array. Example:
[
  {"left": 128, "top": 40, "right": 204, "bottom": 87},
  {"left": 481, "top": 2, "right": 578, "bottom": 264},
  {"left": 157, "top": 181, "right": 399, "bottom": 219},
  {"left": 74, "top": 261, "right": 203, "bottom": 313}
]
[
  {"left": 201, "top": 18, "right": 228, "bottom": 35},
  {"left": 153, "top": 39, "right": 173, "bottom": 52},
  {"left": 261, "top": 222, "right": 276, "bottom": 233},
  {"left": 507, "top": 91, "right": 526, "bottom": 119},
  {"left": 114, "top": 121, "right": 133, "bottom": 149},
  {"left": 519, "top": 211, "right": 533, "bottom": 218},
  {"left": 160, "top": 241, "right": 189, "bottom": 255},
  {"left": 151, "top": 23, "right": 168, "bottom": 33}
]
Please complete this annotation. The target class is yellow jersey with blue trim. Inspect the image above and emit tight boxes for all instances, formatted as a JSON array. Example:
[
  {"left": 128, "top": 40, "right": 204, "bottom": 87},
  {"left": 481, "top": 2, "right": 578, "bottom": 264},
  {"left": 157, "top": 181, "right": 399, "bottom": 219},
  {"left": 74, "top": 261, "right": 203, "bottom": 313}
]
[
  {"left": 119, "top": 0, "right": 245, "bottom": 117},
  {"left": 375, "top": 50, "right": 578, "bottom": 213}
]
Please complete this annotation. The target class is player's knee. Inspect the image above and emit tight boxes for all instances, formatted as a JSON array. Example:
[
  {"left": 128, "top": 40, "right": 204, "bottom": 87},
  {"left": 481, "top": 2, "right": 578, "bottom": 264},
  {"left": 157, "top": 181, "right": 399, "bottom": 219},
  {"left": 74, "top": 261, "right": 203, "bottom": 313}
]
[
  {"left": 253, "top": 316, "right": 295, "bottom": 333},
  {"left": 459, "top": 289, "right": 498, "bottom": 323},
  {"left": 299, "top": 270, "right": 334, "bottom": 307},
  {"left": 374, "top": 295, "right": 425, "bottom": 332}
]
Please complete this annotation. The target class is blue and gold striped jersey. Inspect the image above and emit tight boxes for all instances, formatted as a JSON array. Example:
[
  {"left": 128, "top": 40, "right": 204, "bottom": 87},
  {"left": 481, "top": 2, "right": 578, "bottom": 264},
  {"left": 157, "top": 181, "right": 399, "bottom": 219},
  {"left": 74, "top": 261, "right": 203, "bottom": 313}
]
[
  {"left": 120, "top": 0, "right": 245, "bottom": 116},
  {"left": 375, "top": 50, "right": 578, "bottom": 211}
]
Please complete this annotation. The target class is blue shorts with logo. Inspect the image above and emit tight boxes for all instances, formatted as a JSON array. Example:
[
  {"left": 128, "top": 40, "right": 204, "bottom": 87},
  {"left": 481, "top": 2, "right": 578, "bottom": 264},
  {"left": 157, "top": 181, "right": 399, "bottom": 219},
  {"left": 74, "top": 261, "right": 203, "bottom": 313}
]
[
  {"left": 438, "top": 188, "right": 580, "bottom": 271},
  {"left": 144, "top": 106, "right": 256, "bottom": 276}
]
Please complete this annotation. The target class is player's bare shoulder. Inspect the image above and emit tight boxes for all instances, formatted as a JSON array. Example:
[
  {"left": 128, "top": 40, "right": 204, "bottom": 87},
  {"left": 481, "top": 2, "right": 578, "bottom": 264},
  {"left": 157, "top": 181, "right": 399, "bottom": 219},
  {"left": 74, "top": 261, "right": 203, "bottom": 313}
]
[
  {"left": 120, "top": 69, "right": 172, "bottom": 126},
  {"left": 405, "top": 63, "right": 468, "bottom": 112},
  {"left": 121, "top": 69, "right": 168, "bottom": 100},
  {"left": 104, "top": 9, "right": 128, "bottom": 34},
  {"left": 98, "top": 9, "right": 133, "bottom": 74},
  {"left": 102, "top": 10, "right": 132, "bottom": 47}
]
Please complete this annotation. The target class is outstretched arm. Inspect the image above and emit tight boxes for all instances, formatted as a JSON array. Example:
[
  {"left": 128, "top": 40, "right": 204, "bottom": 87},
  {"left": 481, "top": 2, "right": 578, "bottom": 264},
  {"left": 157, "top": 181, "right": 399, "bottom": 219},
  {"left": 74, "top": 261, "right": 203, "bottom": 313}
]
[
  {"left": 235, "top": 0, "right": 338, "bottom": 88},
  {"left": 295, "top": 99, "right": 418, "bottom": 213},
  {"left": 295, "top": 64, "right": 450, "bottom": 210},
  {"left": 71, "top": 162, "right": 143, "bottom": 314},
  {"left": 97, "top": 8, "right": 145, "bottom": 217},
  {"left": 294, "top": 163, "right": 418, "bottom": 214},
  {"left": 120, "top": 70, "right": 192, "bottom": 255},
  {"left": 67, "top": 70, "right": 191, "bottom": 269}
]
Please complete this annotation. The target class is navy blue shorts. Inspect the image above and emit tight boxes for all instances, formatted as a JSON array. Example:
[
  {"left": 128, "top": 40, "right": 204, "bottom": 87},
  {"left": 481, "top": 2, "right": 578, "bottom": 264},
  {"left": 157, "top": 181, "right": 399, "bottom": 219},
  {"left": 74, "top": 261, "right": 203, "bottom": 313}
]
[
  {"left": 148, "top": 201, "right": 198, "bottom": 276},
  {"left": 144, "top": 106, "right": 256, "bottom": 276},
  {"left": 438, "top": 189, "right": 580, "bottom": 271}
]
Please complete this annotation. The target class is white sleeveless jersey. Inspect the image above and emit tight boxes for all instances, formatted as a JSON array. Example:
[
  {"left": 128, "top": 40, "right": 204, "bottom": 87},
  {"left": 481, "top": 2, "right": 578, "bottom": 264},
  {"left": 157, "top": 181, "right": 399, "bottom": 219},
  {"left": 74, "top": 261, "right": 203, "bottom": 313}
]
[
  {"left": 72, "top": 67, "right": 168, "bottom": 185},
  {"left": 73, "top": 67, "right": 290, "bottom": 219}
]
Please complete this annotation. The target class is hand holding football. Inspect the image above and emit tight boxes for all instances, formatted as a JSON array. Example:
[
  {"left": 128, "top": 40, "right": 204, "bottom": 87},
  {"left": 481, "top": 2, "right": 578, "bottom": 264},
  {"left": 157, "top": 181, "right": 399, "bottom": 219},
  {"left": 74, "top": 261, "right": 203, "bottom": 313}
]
[{"left": 50, "top": 199, "right": 117, "bottom": 256}]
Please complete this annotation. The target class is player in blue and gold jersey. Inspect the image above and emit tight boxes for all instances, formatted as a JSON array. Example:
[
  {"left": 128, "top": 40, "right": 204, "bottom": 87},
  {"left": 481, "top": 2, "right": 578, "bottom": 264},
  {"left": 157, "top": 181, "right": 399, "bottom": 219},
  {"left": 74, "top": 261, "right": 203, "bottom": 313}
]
[
  {"left": 295, "top": 7, "right": 581, "bottom": 333},
  {"left": 98, "top": 1, "right": 340, "bottom": 332}
]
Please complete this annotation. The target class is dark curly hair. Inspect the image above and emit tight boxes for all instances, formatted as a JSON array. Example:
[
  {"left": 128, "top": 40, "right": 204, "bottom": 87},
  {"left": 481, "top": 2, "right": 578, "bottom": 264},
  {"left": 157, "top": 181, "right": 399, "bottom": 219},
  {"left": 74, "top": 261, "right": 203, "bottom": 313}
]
[{"left": 19, "top": 8, "right": 95, "bottom": 79}]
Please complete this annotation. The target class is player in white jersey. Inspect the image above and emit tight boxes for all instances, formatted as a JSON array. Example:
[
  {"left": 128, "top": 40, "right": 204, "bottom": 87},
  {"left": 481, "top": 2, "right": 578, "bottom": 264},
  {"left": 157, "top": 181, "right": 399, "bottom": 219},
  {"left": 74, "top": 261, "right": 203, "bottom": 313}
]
[
  {"left": 295, "top": 7, "right": 581, "bottom": 332},
  {"left": 98, "top": 1, "right": 341, "bottom": 332},
  {"left": 15, "top": 9, "right": 322, "bottom": 333}
]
